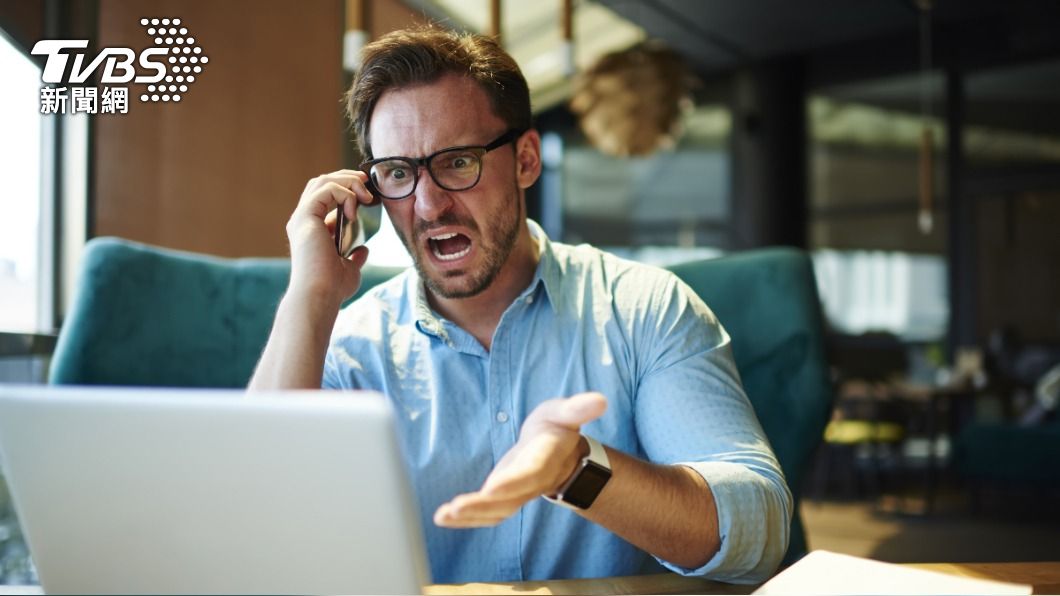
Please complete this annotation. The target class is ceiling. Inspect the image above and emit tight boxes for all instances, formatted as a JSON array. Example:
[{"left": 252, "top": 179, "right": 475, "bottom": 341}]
[
  {"left": 409, "top": 0, "right": 647, "bottom": 109},
  {"left": 583, "top": 0, "right": 1060, "bottom": 138},
  {"left": 409, "top": 0, "right": 1060, "bottom": 136},
  {"left": 595, "top": 0, "right": 1047, "bottom": 75}
]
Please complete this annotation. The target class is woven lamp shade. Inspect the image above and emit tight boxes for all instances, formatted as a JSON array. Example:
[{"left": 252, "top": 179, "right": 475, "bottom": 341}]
[{"left": 570, "top": 41, "right": 693, "bottom": 157}]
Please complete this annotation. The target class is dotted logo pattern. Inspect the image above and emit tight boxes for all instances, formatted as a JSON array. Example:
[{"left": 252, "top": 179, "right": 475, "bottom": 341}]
[{"left": 137, "top": 18, "right": 208, "bottom": 103}]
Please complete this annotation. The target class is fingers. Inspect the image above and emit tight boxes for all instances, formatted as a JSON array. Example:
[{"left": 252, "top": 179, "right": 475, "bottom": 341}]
[
  {"left": 323, "top": 206, "right": 337, "bottom": 232},
  {"left": 434, "top": 394, "right": 612, "bottom": 529},
  {"left": 530, "top": 392, "right": 608, "bottom": 431},
  {"left": 433, "top": 441, "right": 562, "bottom": 527},
  {"left": 481, "top": 429, "right": 573, "bottom": 492},
  {"left": 284, "top": 170, "right": 375, "bottom": 303},
  {"left": 346, "top": 245, "right": 369, "bottom": 267},
  {"left": 304, "top": 170, "right": 375, "bottom": 207},
  {"left": 434, "top": 492, "right": 532, "bottom": 528},
  {"left": 302, "top": 181, "right": 360, "bottom": 221},
  {"left": 294, "top": 170, "right": 374, "bottom": 224},
  {"left": 480, "top": 464, "right": 551, "bottom": 499},
  {"left": 288, "top": 169, "right": 376, "bottom": 252}
]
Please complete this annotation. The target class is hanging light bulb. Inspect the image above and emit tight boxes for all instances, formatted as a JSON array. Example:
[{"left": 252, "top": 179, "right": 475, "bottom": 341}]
[
  {"left": 560, "top": 0, "right": 575, "bottom": 78},
  {"left": 917, "top": 0, "right": 935, "bottom": 235}
]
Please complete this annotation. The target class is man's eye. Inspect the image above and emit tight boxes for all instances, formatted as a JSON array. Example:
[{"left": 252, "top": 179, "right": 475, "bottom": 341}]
[
  {"left": 381, "top": 164, "right": 410, "bottom": 180},
  {"left": 446, "top": 154, "right": 476, "bottom": 170}
]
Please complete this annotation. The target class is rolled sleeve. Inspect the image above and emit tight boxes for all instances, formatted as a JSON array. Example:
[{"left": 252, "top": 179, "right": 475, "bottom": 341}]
[{"left": 666, "top": 461, "right": 791, "bottom": 583}]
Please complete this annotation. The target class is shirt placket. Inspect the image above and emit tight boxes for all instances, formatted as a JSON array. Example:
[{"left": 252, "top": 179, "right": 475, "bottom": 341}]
[{"left": 486, "top": 302, "right": 524, "bottom": 580}]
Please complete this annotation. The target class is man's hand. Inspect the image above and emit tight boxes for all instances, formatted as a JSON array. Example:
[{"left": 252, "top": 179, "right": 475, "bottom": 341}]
[
  {"left": 247, "top": 170, "right": 377, "bottom": 391},
  {"left": 434, "top": 392, "right": 608, "bottom": 527},
  {"left": 286, "top": 169, "right": 376, "bottom": 308}
]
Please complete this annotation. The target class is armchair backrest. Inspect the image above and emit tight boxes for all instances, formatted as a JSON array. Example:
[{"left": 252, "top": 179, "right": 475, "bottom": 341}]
[{"left": 49, "top": 237, "right": 399, "bottom": 387}]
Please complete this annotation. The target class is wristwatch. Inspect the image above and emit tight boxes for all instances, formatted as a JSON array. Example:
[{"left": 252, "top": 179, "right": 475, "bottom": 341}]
[{"left": 545, "top": 435, "right": 612, "bottom": 510}]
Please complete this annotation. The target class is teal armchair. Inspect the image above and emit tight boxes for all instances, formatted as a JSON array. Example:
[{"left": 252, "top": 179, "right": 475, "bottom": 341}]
[
  {"left": 49, "top": 237, "right": 401, "bottom": 387},
  {"left": 51, "top": 238, "right": 832, "bottom": 564}
]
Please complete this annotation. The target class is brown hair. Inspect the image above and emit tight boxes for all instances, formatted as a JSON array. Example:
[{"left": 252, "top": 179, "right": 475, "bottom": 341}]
[{"left": 345, "top": 26, "right": 532, "bottom": 159}]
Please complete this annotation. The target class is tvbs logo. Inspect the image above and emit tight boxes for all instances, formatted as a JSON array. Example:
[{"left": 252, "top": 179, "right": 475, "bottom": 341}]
[
  {"left": 32, "top": 40, "right": 168, "bottom": 84},
  {"left": 32, "top": 18, "right": 207, "bottom": 114}
]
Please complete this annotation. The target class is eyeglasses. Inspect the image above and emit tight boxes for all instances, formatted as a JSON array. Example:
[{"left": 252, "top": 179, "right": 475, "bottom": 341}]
[{"left": 360, "top": 129, "right": 524, "bottom": 200}]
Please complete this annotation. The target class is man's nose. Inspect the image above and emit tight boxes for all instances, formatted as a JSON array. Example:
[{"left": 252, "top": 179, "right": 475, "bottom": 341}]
[{"left": 413, "top": 169, "right": 455, "bottom": 222}]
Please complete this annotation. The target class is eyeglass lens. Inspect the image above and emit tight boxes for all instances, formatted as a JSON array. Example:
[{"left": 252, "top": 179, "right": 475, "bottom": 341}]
[{"left": 368, "top": 148, "right": 484, "bottom": 199}]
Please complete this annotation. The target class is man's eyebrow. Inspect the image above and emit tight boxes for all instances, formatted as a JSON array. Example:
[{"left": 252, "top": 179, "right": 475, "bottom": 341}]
[{"left": 376, "top": 139, "right": 481, "bottom": 160}]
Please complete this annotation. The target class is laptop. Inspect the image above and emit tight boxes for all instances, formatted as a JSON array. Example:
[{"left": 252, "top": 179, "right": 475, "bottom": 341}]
[{"left": 0, "top": 385, "right": 431, "bottom": 594}]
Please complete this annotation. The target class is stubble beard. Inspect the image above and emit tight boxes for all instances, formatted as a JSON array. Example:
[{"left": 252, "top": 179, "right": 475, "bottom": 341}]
[{"left": 398, "top": 184, "right": 523, "bottom": 300}]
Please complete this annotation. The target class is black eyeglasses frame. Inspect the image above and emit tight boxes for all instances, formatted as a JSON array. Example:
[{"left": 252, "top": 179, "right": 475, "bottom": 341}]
[{"left": 359, "top": 129, "right": 526, "bottom": 200}]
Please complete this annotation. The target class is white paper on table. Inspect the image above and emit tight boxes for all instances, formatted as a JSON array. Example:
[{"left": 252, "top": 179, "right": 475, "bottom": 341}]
[{"left": 753, "top": 550, "right": 1032, "bottom": 595}]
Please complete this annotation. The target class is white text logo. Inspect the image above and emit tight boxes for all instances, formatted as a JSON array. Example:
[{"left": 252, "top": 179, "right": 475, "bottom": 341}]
[{"left": 32, "top": 17, "right": 208, "bottom": 114}]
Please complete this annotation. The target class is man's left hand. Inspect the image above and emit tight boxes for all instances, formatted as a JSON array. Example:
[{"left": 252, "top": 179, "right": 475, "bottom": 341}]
[{"left": 433, "top": 392, "right": 608, "bottom": 527}]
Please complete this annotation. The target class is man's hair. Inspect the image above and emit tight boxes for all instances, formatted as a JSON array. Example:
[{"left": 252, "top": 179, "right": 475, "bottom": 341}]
[{"left": 345, "top": 26, "right": 532, "bottom": 159}]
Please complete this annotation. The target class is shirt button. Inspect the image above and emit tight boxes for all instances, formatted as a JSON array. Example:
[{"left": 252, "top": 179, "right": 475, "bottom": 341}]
[
  {"left": 496, "top": 411, "right": 510, "bottom": 423},
  {"left": 526, "top": 296, "right": 534, "bottom": 304}
]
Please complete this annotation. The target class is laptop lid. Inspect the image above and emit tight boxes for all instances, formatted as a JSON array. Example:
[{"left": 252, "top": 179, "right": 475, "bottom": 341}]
[{"left": 0, "top": 385, "right": 431, "bottom": 595}]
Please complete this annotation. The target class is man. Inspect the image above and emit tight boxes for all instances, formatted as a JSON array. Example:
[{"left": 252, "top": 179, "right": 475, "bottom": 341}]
[{"left": 250, "top": 27, "right": 790, "bottom": 584}]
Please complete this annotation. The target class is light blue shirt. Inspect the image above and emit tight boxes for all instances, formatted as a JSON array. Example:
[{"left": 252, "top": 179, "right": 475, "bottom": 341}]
[{"left": 323, "top": 221, "right": 791, "bottom": 585}]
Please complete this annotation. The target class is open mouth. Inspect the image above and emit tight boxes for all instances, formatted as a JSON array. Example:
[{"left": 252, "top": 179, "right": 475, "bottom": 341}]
[{"left": 427, "top": 232, "right": 472, "bottom": 262}]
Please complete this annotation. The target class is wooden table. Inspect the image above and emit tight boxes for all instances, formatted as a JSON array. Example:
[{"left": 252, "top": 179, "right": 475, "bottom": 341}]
[
  {"left": 3, "top": 561, "right": 1057, "bottom": 594},
  {"left": 424, "top": 562, "right": 1060, "bottom": 595},
  {"left": 905, "top": 563, "right": 1060, "bottom": 595}
]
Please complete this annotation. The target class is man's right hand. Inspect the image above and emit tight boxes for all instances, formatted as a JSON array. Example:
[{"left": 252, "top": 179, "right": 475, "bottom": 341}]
[
  {"left": 285, "top": 169, "right": 377, "bottom": 309},
  {"left": 248, "top": 170, "right": 377, "bottom": 390}
]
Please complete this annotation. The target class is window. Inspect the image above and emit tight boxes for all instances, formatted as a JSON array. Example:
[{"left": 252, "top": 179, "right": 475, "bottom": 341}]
[
  {"left": 0, "top": 30, "right": 45, "bottom": 333},
  {"left": 0, "top": 26, "right": 46, "bottom": 586},
  {"left": 556, "top": 104, "right": 732, "bottom": 266},
  {"left": 808, "top": 73, "right": 950, "bottom": 340},
  {"left": 964, "top": 59, "right": 1060, "bottom": 344}
]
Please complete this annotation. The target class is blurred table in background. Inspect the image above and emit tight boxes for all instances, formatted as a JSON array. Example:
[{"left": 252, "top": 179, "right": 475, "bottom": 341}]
[{"left": 814, "top": 374, "right": 980, "bottom": 514}]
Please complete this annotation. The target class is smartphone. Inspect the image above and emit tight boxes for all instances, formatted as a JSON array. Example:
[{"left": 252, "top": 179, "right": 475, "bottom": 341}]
[{"left": 334, "top": 207, "right": 364, "bottom": 258}]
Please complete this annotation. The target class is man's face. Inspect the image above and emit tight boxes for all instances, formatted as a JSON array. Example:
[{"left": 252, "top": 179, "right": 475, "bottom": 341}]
[{"left": 368, "top": 75, "right": 530, "bottom": 299}]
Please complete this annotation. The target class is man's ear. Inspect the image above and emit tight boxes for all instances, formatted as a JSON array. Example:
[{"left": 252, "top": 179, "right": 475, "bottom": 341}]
[{"left": 515, "top": 129, "right": 543, "bottom": 190}]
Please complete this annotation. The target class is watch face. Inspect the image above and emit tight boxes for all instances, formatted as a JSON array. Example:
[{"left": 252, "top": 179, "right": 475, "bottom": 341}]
[{"left": 563, "top": 460, "right": 612, "bottom": 509}]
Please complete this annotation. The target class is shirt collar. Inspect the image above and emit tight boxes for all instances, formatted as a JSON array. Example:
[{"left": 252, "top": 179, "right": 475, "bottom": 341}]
[
  {"left": 411, "top": 275, "right": 446, "bottom": 339},
  {"left": 524, "top": 219, "right": 560, "bottom": 312},
  {"left": 411, "top": 219, "right": 560, "bottom": 339}
]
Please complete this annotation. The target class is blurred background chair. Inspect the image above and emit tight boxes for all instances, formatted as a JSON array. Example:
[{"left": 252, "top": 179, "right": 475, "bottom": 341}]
[
  {"left": 52, "top": 238, "right": 833, "bottom": 564},
  {"left": 954, "top": 347, "right": 1060, "bottom": 511},
  {"left": 813, "top": 380, "right": 908, "bottom": 501},
  {"left": 809, "top": 334, "right": 910, "bottom": 502}
]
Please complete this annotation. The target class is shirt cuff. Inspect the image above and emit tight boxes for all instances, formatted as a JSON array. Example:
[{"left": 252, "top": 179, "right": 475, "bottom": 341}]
[{"left": 653, "top": 460, "right": 791, "bottom": 584}]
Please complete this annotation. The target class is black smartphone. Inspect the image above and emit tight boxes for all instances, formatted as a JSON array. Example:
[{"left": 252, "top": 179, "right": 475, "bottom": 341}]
[{"left": 334, "top": 207, "right": 363, "bottom": 258}]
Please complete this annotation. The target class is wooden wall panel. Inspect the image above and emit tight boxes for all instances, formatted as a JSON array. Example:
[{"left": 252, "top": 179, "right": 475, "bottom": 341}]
[
  {"left": 94, "top": 0, "right": 344, "bottom": 257},
  {"left": 371, "top": 0, "right": 430, "bottom": 39},
  {"left": 0, "top": 0, "right": 43, "bottom": 53}
]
